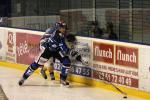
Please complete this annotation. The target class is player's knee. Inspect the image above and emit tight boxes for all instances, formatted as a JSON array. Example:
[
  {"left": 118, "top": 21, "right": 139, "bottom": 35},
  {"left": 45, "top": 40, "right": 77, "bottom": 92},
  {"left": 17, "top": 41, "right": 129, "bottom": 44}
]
[
  {"left": 62, "top": 57, "right": 71, "bottom": 67},
  {"left": 30, "top": 62, "right": 40, "bottom": 70}
]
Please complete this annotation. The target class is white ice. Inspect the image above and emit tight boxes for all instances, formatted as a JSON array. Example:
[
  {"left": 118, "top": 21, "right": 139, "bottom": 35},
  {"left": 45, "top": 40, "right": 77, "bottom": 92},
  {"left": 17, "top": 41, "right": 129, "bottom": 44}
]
[{"left": 0, "top": 66, "right": 144, "bottom": 100}]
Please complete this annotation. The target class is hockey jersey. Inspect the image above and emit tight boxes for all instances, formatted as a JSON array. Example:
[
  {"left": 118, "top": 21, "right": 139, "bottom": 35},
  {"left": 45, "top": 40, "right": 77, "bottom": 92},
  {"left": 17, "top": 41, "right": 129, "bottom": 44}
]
[{"left": 40, "top": 27, "right": 69, "bottom": 54}]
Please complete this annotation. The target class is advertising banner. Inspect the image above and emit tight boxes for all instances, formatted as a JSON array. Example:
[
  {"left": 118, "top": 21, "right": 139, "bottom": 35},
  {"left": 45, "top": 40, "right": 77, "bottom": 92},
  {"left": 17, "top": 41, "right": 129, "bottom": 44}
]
[
  {"left": 93, "top": 42, "right": 114, "bottom": 64},
  {"left": 0, "top": 29, "right": 6, "bottom": 61},
  {"left": 53, "top": 60, "right": 92, "bottom": 77},
  {"left": 116, "top": 45, "right": 138, "bottom": 68},
  {"left": 139, "top": 48, "right": 150, "bottom": 92},
  {"left": 16, "top": 32, "right": 41, "bottom": 65},
  {"left": 73, "top": 37, "right": 93, "bottom": 67},
  {"left": 72, "top": 37, "right": 92, "bottom": 77},
  {"left": 6, "top": 31, "right": 16, "bottom": 63},
  {"left": 92, "top": 41, "right": 139, "bottom": 88}
]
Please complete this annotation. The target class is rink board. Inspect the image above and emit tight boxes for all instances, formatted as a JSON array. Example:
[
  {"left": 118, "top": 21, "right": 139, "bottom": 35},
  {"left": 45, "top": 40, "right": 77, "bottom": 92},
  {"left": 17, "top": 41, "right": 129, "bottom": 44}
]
[{"left": 0, "top": 27, "right": 150, "bottom": 100}]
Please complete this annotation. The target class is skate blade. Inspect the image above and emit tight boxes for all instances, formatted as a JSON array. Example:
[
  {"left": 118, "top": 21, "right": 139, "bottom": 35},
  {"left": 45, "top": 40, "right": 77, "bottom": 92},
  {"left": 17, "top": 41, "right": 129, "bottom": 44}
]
[{"left": 60, "top": 84, "right": 70, "bottom": 88}]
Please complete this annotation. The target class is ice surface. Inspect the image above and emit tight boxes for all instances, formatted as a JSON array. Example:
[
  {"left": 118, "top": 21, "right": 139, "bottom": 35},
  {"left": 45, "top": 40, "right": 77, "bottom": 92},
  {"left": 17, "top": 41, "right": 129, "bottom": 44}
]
[{"left": 0, "top": 66, "right": 144, "bottom": 100}]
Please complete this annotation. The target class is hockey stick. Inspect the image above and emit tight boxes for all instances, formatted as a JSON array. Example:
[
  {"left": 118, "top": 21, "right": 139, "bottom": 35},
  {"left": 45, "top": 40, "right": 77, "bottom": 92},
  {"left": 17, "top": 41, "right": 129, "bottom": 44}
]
[
  {"left": 79, "top": 61, "right": 127, "bottom": 98},
  {"left": 97, "top": 73, "right": 127, "bottom": 99},
  {"left": 77, "top": 57, "right": 128, "bottom": 98}
]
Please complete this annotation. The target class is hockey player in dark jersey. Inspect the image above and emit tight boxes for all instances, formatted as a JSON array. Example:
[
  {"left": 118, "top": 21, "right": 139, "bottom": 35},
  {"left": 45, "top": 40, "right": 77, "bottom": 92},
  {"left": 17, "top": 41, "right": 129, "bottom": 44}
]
[
  {"left": 18, "top": 21, "right": 71, "bottom": 86},
  {"left": 40, "top": 34, "right": 85, "bottom": 81}
]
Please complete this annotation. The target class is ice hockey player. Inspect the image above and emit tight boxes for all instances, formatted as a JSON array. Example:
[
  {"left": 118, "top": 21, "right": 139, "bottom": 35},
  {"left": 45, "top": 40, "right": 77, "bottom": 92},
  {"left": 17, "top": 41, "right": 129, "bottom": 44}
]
[
  {"left": 18, "top": 21, "right": 72, "bottom": 86},
  {"left": 40, "top": 33, "right": 84, "bottom": 81}
]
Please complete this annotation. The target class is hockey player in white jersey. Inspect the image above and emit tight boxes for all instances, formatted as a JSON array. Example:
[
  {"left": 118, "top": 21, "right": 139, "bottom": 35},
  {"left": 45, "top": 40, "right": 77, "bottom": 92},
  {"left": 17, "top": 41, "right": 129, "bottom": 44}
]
[{"left": 18, "top": 21, "right": 72, "bottom": 86}]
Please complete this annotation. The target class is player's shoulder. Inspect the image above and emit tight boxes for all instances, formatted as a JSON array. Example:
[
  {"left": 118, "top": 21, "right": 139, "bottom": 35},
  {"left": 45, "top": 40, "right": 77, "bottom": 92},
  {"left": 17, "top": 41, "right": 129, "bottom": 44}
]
[
  {"left": 45, "top": 27, "right": 57, "bottom": 34},
  {"left": 45, "top": 28, "right": 52, "bottom": 33}
]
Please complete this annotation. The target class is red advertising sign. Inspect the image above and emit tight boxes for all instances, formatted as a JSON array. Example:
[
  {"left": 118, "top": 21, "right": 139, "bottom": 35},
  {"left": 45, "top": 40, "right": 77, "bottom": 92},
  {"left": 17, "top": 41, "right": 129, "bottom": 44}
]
[
  {"left": 93, "top": 42, "right": 114, "bottom": 64},
  {"left": 116, "top": 46, "right": 138, "bottom": 68},
  {"left": 16, "top": 32, "right": 41, "bottom": 65},
  {"left": 92, "top": 70, "right": 138, "bottom": 88}
]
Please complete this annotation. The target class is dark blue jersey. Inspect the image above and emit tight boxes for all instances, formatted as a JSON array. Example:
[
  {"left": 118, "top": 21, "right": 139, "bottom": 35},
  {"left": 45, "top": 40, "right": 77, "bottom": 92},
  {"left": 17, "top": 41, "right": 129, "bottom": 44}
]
[{"left": 40, "top": 27, "right": 69, "bottom": 54}]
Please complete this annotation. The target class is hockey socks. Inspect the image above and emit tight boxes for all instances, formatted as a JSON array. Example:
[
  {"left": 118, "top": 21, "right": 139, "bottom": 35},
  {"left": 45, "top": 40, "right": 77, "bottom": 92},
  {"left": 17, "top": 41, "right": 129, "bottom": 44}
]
[
  {"left": 19, "top": 62, "right": 40, "bottom": 86},
  {"left": 23, "top": 62, "right": 40, "bottom": 79},
  {"left": 60, "top": 74, "right": 69, "bottom": 86},
  {"left": 50, "top": 72, "right": 55, "bottom": 80},
  {"left": 40, "top": 68, "right": 47, "bottom": 79},
  {"left": 60, "top": 67, "right": 69, "bottom": 86}
]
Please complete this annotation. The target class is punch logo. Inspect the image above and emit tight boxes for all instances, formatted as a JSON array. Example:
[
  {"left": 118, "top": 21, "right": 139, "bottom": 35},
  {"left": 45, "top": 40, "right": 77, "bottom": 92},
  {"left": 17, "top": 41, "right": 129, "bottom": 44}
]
[
  {"left": 7, "top": 32, "right": 14, "bottom": 52},
  {"left": 93, "top": 42, "right": 114, "bottom": 64},
  {"left": 116, "top": 46, "right": 138, "bottom": 68}
]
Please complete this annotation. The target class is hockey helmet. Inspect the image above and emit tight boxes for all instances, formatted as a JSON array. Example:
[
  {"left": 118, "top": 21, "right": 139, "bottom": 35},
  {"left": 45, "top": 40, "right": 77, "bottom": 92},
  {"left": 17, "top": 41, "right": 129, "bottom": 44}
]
[{"left": 56, "top": 22, "right": 68, "bottom": 30}]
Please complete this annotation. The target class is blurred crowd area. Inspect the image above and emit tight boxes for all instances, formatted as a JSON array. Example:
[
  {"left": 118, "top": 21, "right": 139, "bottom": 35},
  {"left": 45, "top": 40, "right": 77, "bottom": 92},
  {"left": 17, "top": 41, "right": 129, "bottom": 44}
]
[{"left": 1, "top": 0, "right": 150, "bottom": 44}]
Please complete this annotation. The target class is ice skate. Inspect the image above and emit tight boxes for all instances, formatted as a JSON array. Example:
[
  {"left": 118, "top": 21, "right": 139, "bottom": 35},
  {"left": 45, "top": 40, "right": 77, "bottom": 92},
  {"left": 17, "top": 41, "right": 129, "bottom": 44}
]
[
  {"left": 18, "top": 78, "right": 25, "bottom": 86},
  {"left": 60, "top": 79, "right": 70, "bottom": 87}
]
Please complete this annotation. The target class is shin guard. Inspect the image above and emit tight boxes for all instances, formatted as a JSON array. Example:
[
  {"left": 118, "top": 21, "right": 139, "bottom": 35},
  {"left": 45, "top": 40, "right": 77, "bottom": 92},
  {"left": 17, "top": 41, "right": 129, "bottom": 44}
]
[{"left": 22, "top": 62, "right": 40, "bottom": 79}]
